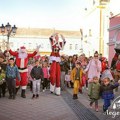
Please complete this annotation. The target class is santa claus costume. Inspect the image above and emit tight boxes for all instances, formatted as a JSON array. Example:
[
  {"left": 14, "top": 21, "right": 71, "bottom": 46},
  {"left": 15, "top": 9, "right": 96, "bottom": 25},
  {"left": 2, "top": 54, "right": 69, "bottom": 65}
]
[
  {"left": 49, "top": 33, "right": 66, "bottom": 95},
  {"left": 9, "top": 46, "right": 39, "bottom": 98}
]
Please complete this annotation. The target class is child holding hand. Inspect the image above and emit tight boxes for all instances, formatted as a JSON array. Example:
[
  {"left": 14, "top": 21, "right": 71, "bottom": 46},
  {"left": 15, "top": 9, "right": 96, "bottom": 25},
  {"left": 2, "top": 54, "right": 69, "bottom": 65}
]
[
  {"left": 100, "top": 77, "right": 120, "bottom": 112},
  {"left": 88, "top": 76, "right": 100, "bottom": 112}
]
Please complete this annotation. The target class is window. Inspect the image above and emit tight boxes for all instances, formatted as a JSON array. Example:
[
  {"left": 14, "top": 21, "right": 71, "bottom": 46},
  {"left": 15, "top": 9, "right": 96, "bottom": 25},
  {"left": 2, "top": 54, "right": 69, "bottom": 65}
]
[
  {"left": 75, "top": 44, "right": 78, "bottom": 50},
  {"left": 69, "top": 44, "right": 72, "bottom": 50},
  {"left": 89, "top": 29, "right": 92, "bottom": 37}
]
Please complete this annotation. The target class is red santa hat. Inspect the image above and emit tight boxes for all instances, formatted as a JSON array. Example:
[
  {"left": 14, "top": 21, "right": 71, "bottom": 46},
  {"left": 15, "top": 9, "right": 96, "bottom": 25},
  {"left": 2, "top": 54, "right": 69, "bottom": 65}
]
[
  {"left": 20, "top": 46, "right": 26, "bottom": 49},
  {"left": 19, "top": 46, "right": 27, "bottom": 53}
]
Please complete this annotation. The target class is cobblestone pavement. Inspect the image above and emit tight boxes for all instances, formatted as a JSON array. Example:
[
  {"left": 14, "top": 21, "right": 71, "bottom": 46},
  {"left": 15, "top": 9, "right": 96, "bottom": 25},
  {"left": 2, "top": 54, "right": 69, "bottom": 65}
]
[
  {"left": 67, "top": 86, "right": 120, "bottom": 120},
  {"left": 0, "top": 87, "right": 120, "bottom": 120},
  {"left": 0, "top": 89, "right": 79, "bottom": 120}
]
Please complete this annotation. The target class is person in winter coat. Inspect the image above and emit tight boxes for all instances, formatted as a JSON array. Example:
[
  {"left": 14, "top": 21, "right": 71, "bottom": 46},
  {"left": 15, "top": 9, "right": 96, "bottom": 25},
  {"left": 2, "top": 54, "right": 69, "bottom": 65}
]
[
  {"left": 70, "top": 62, "right": 83, "bottom": 99},
  {"left": 30, "top": 60, "right": 43, "bottom": 99},
  {"left": 100, "top": 77, "right": 120, "bottom": 112},
  {"left": 84, "top": 51, "right": 101, "bottom": 83},
  {"left": 6, "top": 58, "right": 21, "bottom": 99},
  {"left": 88, "top": 76, "right": 100, "bottom": 112}
]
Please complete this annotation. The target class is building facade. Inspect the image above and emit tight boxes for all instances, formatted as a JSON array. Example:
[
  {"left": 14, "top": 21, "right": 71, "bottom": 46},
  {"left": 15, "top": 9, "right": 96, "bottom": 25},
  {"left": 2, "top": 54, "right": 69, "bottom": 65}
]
[
  {"left": 108, "top": 14, "right": 120, "bottom": 65},
  {"left": 0, "top": 28, "right": 82, "bottom": 56},
  {"left": 82, "top": 0, "right": 110, "bottom": 57}
]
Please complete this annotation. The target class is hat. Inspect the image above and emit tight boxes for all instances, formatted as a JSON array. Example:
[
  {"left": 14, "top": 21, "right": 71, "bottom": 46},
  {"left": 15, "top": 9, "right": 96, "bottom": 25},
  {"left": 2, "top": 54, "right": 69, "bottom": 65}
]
[{"left": 20, "top": 46, "right": 26, "bottom": 49}]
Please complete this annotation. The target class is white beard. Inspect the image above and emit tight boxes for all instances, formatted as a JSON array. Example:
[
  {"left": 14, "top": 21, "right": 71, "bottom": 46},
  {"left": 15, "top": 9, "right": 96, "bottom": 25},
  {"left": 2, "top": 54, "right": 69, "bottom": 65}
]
[{"left": 18, "top": 52, "right": 28, "bottom": 58}]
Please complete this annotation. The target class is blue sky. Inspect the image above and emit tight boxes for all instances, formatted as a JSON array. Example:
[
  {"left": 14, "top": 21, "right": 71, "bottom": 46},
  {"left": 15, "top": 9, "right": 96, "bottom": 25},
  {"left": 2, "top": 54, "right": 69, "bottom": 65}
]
[{"left": 0, "top": 0, "right": 87, "bottom": 30}]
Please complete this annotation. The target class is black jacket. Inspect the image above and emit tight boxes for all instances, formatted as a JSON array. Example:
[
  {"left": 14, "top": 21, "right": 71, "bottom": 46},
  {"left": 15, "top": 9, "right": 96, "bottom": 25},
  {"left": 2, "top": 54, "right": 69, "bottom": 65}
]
[{"left": 30, "top": 66, "right": 43, "bottom": 80}]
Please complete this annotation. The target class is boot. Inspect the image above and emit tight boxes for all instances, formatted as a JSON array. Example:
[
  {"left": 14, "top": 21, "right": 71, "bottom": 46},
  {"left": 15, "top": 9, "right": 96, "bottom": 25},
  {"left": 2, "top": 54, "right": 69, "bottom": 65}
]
[
  {"left": 95, "top": 105, "right": 98, "bottom": 112},
  {"left": 8, "top": 95, "right": 12, "bottom": 99},
  {"left": 21, "top": 89, "right": 26, "bottom": 98},
  {"left": 73, "top": 94, "right": 76, "bottom": 99},
  {"left": 76, "top": 94, "right": 78, "bottom": 99},
  {"left": 90, "top": 102, "right": 93, "bottom": 108},
  {"left": 79, "top": 89, "right": 82, "bottom": 94},
  {"left": 12, "top": 94, "right": 16, "bottom": 100},
  {"left": 73, "top": 94, "right": 78, "bottom": 99},
  {"left": 32, "top": 94, "right": 35, "bottom": 99},
  {"left": 36, "top": 94, "right": 39, "bottom": 98},
  {"left": 103, "top": 105, "right": 107, "bottom": 112},
  {"left": 15, "top": 87, "right": 20, "bottom": 95}
]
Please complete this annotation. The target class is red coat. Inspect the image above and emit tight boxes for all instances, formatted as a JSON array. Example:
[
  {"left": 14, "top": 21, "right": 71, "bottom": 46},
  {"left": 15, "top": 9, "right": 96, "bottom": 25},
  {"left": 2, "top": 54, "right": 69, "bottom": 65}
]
[
  {"left": 49, "top": 36, "right": 66, "bottom": 62},
  {"left": 9, "top": 50, "right": 37, "bottom": 70}
]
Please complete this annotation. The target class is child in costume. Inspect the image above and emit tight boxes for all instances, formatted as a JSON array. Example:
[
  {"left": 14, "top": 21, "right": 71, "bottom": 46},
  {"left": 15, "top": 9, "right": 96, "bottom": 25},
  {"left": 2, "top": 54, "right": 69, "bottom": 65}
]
[{"left": 70, "top": 62, "right": 83, "bottom": 99}]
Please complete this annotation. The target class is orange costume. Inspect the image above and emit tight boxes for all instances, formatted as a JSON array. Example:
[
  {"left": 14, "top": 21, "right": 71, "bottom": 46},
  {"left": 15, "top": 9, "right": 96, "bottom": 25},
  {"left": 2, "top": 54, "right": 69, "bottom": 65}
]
[{"left": 49, "top": 33, "right": 66, "bottom": 95}]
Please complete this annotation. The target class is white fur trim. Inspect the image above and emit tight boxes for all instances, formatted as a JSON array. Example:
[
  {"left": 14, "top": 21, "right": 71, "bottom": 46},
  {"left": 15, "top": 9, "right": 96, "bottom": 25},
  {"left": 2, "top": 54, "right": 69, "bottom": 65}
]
[
  {"left": 58, "top": 34, "right": 66, "bottom": 50},
  {"left": 50, "top": 83, "right": 55, "bottom": 92},
  {"left": 58, "top": 42, "right": 62, "bottom": 50},
  {"left": 19, "top": 69, "right": 28, "bottom": 73},
  {"left": 20, "top": 59, "right": 24, "bottom": 68},
  {"left": 50, "top": 56, "right": 56, "bottom": 61},
  {"left": 55, "top": 87, "right": 61, "bottom": 95},
  {"left": 22, "top": 86, "right": 27, "bottom": 89},
  {"left": 18, "top": 53, "right": 28, "bottom": 59},
  {"left": 56, "top": 57, "right": 61, "bottom": 62},
  {"left": 49, "top": 56, "right": 61, "bottom": 62},
  {"left": 52, "top": 40, "right": 57, "bottom": 46}
]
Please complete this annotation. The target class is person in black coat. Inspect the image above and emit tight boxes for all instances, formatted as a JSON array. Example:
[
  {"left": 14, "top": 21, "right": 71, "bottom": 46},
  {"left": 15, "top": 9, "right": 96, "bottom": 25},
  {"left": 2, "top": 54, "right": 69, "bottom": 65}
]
[
  {"left": 30, "top": 60, "right": 43, "bottom": 99},
  {"left": 100, "top": 77, "right": 120, "bottom": 112}
]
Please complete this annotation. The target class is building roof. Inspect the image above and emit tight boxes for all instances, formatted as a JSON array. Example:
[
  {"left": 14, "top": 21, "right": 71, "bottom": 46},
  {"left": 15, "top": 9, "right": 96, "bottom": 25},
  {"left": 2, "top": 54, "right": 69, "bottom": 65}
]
[{"left": 15, "top": 28, "right": 81, "bottom": 38}]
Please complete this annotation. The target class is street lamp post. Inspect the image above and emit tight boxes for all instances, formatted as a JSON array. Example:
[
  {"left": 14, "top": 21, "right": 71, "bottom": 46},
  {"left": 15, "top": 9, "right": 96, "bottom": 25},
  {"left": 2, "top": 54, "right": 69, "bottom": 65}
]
[
  {"left": 80, "top": 28, "right": 83, "bottom": 53},
  {"left": 0, "top": 22, "right": 17, "bottom": 45}
]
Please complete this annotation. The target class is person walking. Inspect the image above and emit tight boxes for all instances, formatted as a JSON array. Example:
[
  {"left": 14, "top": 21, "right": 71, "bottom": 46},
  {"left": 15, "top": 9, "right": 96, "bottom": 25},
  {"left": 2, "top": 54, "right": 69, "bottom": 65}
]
[
  {"left": 84, "top": 51, "right": 101, "bottom": 83},
  {"left": 100, "top": 77, "right": 120, "bottom": 112},
  {"left": 88, "top": 76, "right": 100, "bottom": 112},
  {"left": 70, "top": 62, "right": 84, "bottom": 99}
]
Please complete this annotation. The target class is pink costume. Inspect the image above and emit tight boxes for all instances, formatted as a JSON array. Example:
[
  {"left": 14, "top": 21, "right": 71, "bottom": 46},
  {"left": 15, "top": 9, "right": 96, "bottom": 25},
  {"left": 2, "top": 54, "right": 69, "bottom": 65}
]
[
  {"left": 85, "top": 58, "right": 102, "bottom": 83},
  {"left": 49, "top": 33, "right": 66, "bottom": 95}
]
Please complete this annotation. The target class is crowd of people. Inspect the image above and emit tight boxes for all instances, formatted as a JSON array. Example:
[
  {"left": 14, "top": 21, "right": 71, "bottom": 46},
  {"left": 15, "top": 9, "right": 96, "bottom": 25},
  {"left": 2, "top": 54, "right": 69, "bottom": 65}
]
[{"left": 0, "top": 33, "right": 120, "bottom": 114}]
